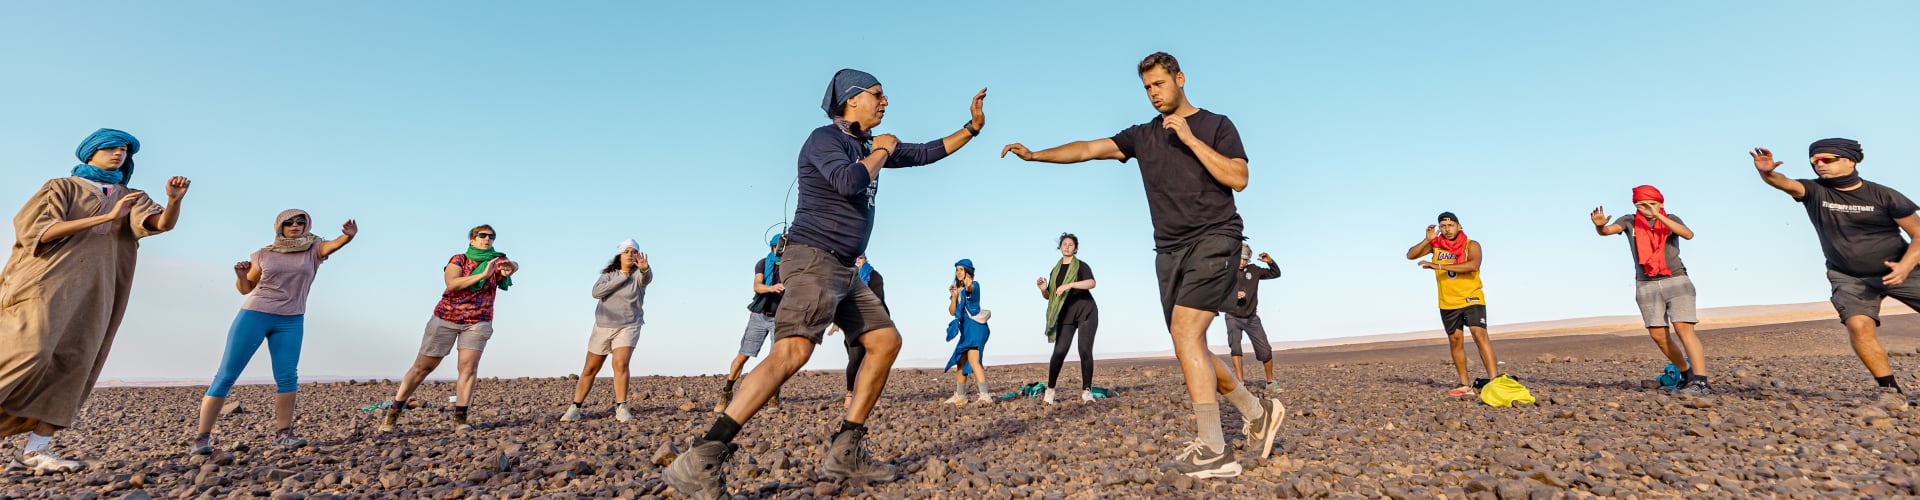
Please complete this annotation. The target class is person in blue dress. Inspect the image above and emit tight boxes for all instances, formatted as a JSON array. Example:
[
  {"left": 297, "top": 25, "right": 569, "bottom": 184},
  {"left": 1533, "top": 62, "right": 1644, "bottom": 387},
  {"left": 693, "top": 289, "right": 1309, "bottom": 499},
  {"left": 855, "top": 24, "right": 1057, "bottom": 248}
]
[{"left": 944, "top": 259, "right": 992, "bottom": 405}]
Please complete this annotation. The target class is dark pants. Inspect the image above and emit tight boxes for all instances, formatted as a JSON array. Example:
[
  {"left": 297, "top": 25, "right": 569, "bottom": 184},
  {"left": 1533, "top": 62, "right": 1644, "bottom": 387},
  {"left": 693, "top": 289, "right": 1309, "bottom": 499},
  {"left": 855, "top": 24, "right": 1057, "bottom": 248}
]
[
  {"left": 1224, "top": 314, "right": 1271, "bottom": 362},
  {"left": 1047, "top": 316, "right": 1099, "bottom": 390}
]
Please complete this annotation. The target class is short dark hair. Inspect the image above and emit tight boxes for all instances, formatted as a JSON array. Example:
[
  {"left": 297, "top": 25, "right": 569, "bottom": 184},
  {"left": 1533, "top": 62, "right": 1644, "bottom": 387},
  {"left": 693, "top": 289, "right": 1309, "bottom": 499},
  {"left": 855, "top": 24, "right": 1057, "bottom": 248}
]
[
  {"left": 469, "top": 224, "right": 495, "bottom": 239},
  {"left": 1058, "top": 233, "right": 1079, "bottom": 247},
  {"left": 1138, "top": 52, "right": 1181, "bottom": 76}
]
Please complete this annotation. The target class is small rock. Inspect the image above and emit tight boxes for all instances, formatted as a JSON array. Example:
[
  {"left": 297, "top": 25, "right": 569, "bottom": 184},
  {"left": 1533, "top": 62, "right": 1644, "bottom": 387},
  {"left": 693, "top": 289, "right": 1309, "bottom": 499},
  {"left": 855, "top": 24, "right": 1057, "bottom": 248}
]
[{"left": 220, "top": 402, "right": 244, "bottom": 415}]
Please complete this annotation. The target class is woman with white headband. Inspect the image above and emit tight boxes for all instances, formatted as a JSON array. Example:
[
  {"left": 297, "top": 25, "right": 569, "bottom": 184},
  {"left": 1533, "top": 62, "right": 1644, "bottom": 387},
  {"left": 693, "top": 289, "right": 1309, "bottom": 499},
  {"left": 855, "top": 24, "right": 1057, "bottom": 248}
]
[{"left": 562, "top": 239, "right": 652, "bottom": 422}]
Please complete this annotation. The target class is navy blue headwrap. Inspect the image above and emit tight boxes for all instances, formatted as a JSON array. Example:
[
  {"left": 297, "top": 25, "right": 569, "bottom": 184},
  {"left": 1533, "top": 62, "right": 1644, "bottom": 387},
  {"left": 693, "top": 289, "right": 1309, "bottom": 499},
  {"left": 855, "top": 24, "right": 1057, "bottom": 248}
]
[
  {"left": 955, "top": 258, "right": 975, "bottom": 276},
  {"left": 1810, "top": 138, "right": 1864, "bottom": 164},
  {"left": 822, "top": 69, "right": 880, "bottom": 118},
  {"left": 72, "top": 128, "right": 140, "bottom": 184}
]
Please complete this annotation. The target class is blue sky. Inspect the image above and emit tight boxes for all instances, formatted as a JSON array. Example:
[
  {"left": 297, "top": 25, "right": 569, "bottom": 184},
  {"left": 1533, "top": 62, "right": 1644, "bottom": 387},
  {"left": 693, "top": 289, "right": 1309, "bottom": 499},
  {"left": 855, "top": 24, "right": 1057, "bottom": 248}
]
[{"left": 3, "top": 2, "right": 1917, "bottom": 382}]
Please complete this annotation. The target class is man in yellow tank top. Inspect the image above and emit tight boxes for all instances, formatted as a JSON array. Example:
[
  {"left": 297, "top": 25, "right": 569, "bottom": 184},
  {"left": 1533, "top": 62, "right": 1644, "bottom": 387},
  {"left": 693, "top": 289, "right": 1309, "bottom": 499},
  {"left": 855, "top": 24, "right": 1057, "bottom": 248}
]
[{"left": 1405, "top": 212, "right": 1503, "bottom": 397}]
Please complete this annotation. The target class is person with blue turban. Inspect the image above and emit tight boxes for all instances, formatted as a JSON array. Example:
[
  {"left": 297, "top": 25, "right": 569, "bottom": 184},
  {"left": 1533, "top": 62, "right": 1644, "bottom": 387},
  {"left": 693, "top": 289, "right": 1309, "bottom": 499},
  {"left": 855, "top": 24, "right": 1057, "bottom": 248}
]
[
  {"left": 715, "top": 233, "right": 790, "bottom": 413},
  {"left": 943, "top": 259, "right": 994, "bottom": 405},
  {"left": 666, "top": 69, "right": 988, "bottom": 496},
  {"left": 0, "top": 128, "right": 193, "bottom": 473}
]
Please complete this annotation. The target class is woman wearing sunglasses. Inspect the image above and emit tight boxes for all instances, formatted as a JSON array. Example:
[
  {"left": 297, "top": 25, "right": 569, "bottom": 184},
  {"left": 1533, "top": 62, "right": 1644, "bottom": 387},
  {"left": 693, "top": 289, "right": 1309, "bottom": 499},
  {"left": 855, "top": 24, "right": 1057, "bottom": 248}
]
[
  {"left": 380, "top": 224, "right": 517, "bottom": 433},
  {"left": 191, "top": 210, "right": 356, "bottom": 454},
  {"left": 561, "top": 239, "right": 652, "bottom": 423},
  {"left": 1753, "top": 138, "right": 1920, "bottom": 404}
]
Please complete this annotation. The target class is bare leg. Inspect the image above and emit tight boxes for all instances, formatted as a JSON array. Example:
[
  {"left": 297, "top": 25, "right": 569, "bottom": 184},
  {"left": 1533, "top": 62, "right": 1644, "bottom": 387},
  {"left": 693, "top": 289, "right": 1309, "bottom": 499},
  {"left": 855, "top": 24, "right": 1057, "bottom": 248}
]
[
  {"left": 1263, "top": 359, "right": 1275, "bottom": 382},
  {"left": 1645, "top": 326, "right": 1688, "bottom": 370},
  {"left": 966, "top": 349, "right": 986, "bottom": 386},
  {"left": 274, "top": 393, "right": 296, "bottom": 430},
  {"left": 1671, "top": 322, "right": 1706, "bottom": 376},
  {"left": 572, "top": 353, "right": 609, "bottom": 404},
  {"left": 726, "top": 354, "right": 749, "bottom": 381},
  {"left": 1170, "top": 305, "right": 1233, "bottom": 404},
  {"left": 723, "top": 336, "right": 816, "bottom": 424},
  {"left": 1231, "top": 355, "right": 1245, "bottom": 382},
  {"left": 847, "top": 328, "right": 900, "bottom": 423},
  {"left": 455, "top": 348, "right": 484, "bottom": 407},
  {"left": 611, "top": 347, "right": 634, "bottom": 403},
  {"left": 1469, "top": 326, "right": 1499, "bottom": 377},
  {"left": 195, "top": 397, "right": 224, "bottom": 436},
  {"left": 1447, "top": 333, "right": 1470, "bottom": 386},
  {"left": 392, "top": 354, "right": 446, "bottom": 403},
  {"left": 1846, "top": 315, "right": 1894, "bottom": 377}
]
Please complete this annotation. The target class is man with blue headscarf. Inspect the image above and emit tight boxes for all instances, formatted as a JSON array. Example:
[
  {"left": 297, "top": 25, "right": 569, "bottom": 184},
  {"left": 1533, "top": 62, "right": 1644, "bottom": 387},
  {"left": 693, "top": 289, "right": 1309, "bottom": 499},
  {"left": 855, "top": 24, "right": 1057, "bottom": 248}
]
[
  {"left": 0, "top": 129, "right": 192, "bottom": 473},
  {"left": 715, "top": 234, "right": 789, "bottom": 413},
  {"left": 666, "top": 70, "right": 987, "bottom": 498}
]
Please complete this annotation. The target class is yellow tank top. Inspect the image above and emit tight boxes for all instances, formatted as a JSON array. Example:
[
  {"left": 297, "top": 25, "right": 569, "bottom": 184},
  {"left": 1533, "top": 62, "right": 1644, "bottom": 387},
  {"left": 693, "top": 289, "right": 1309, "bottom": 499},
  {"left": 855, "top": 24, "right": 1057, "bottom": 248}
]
[{"left": 1433, "top": 244, "right": 1486, "bottom": 310}]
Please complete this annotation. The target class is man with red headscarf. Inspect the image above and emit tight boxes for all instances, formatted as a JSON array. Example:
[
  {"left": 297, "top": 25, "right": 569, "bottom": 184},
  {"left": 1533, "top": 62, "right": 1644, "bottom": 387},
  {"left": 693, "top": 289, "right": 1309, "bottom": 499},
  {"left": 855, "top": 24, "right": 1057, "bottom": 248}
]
[
  {"left": 1406, "top": 212, "right": 1504, "bottom": 397},
  {"left": 1591, "top": 186, "right": 1706, "bottom": 396}
]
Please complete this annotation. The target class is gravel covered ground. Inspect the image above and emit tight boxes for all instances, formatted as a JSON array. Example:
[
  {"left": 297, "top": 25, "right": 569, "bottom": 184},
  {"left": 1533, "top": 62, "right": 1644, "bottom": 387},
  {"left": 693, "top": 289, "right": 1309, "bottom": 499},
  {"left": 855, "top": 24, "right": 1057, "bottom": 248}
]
[{"left": 8, "top": 318, "right": 1920, "bottom": 498}]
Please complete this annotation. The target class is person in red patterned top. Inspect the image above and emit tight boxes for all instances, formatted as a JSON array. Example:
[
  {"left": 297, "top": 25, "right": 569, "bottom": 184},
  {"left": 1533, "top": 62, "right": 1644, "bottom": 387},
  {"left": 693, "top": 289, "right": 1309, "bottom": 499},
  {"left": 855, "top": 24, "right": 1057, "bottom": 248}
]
[{"left": 379, "top": 224, "right": 519, "bottom": 433}]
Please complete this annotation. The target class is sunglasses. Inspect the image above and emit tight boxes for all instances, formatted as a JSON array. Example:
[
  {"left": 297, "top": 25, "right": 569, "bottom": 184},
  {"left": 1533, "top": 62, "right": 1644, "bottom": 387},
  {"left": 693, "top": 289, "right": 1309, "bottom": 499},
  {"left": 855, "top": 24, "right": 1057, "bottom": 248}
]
[
  {"left": 474, "top": 233, "right": 496, "bottom": 240},
  {"left": 280, "top": 218, "right": 308, "bottom": 227},
  {"left": 1811, "top": 155, "right": 1847, "bottom": 165},
  {"left": 850, "top": 85, "right": 885, "bottom": 100}
]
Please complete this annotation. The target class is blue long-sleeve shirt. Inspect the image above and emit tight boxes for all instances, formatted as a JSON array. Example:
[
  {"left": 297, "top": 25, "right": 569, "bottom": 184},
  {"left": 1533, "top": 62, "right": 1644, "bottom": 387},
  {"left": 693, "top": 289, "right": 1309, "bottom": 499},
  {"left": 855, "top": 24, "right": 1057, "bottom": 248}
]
[{"left": 785, "top": 124, "right": 949, "bottom": 266}]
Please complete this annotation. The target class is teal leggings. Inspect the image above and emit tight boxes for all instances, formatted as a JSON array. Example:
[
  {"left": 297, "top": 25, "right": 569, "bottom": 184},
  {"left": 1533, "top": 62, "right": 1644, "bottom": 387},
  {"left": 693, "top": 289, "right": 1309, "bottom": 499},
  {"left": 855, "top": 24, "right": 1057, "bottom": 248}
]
[{"left": 206, "top": 310, "right": 304, "bottom": 397}]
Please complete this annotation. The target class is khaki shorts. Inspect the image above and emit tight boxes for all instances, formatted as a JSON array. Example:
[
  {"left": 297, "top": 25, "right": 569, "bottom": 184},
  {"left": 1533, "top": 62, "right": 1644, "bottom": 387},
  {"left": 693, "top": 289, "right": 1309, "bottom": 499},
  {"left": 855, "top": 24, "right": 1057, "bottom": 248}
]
[
  {"left": 420, "top": 317, "right": 494, "bottom": 357},
  {"left": 772, "top": 242, "right": 894, "bottom": 344},
  {"left": 589, "top": 325, "right": 641, "bottom": 355}
]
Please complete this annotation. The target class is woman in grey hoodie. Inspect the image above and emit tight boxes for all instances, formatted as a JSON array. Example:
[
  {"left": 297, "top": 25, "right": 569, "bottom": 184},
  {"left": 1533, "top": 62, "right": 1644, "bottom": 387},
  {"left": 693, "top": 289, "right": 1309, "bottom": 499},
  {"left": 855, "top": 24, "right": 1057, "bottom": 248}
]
[{"left": 562, "top": 239, "right": 652, "bottom": 422}]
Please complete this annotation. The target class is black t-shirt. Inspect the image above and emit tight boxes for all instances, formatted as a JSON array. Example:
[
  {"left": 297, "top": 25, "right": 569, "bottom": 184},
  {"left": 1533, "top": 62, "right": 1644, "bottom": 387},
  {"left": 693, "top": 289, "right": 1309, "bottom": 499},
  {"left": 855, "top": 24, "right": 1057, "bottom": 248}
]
[
  {"left": 1796, "top": 179, "right": 1920, "bottom": 277},
  {"left": 747, "top": 257, "right": 783, "bottom": 314},
  {"left": 1611, "top": 214, "right": 1688, "bottom": 281},
  {"left": 1110, "top": 109, "right": 1248, "bottom": 252},
  {"left": 1050, "top": 260, "right": 1097, "bottom": 324}
]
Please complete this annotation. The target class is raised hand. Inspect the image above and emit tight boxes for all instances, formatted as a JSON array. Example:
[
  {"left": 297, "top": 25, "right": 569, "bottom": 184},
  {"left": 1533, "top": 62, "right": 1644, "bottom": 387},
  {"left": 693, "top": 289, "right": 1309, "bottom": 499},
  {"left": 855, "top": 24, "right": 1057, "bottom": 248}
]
[
  {"left": 635, "top": 252, "right": 649, "bottom": 270},
  {"left": 497, "top": 259, "right": 516, "bottom": 277},
  {"left": 341, "top": 219, "right": 359, "bottom": 237},
  {"left": 233, "top": 261, "right": 252, "bottom": 278},
  {"left": 1035, "top": 277, "right": 1047, "bottom": 290},
  {"left": 1000, "top": 143, "right": 1034, "bottom": 160},
  {"left": 872, "top": 134, "right": 900, "bottom": 154},
  {"left": 1424, "top": 225, "right": 1438, "bottom": 241},
  {"left": 1636, "top": 200, "right": 1661, "bottom": 217},
  {"left": 1751, "top": 148, "right": 1783, "bottom": 174},
  {"left": 1258, "top": 252, "right": 1274, "bottom": 263},
  {"left": 1590, "top": 206, "right": 1610, "bottom": 226},
  {"left": 1162, "top": 113, "right": 1196, "bottom": 144},
  {"left": 969, "top": 88, "right": 987, "bottom": 131},
  {"left": 165, "top": 176, "right": 191, "bottom": 200}
]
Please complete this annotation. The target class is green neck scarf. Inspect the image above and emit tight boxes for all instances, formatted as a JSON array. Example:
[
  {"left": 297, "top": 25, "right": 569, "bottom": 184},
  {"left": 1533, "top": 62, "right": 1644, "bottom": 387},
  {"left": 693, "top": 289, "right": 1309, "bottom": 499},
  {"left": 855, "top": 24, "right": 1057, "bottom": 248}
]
[
  {"left": 464, "top": 246, "right": 514, "bottom": 292},
  {"left": 1043, "top": 256, "right": 1080, "bottom": 342}
]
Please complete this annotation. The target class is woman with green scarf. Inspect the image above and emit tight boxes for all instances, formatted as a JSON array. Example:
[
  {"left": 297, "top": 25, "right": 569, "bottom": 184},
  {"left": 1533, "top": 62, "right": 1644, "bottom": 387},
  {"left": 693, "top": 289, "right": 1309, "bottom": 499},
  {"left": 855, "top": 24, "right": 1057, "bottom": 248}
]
[
  {"left": 1037, "top": 233, "right": 1099, "bottom": 404},
  {"left": 379, "top": 224, "right": 518, "bottom": 433}
]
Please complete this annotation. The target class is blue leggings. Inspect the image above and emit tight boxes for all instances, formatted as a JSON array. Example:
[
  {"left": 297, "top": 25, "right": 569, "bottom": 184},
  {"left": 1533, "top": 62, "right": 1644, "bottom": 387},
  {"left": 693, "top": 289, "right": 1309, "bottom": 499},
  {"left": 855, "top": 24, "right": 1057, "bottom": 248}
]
[{"left": 206, "top": 310, "right": 305, "bottom": 398}]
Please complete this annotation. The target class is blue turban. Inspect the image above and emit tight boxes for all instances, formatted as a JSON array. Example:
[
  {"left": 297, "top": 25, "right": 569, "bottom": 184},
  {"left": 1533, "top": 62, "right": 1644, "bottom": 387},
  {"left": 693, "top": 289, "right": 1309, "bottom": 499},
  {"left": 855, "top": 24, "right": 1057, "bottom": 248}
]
[
  {"left": 822, "top": 69, "right": 880, "bottom": 117},
  {"left": 72, "top": 128, "right": 141, "bottom": 184},
  {"left": 763, "top": 233, "right": 784, "bottom": 286},
  {"left": 955, "top": 258, "right": 975, "bottom": 275}
]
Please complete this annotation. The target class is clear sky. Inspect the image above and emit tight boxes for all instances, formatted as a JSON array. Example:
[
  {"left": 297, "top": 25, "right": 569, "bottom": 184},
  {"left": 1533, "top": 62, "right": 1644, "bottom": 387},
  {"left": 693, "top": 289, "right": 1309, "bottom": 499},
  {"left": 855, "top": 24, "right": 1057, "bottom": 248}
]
[{"left": 3, "top": 2, "right": 1917, "bottom": 383}]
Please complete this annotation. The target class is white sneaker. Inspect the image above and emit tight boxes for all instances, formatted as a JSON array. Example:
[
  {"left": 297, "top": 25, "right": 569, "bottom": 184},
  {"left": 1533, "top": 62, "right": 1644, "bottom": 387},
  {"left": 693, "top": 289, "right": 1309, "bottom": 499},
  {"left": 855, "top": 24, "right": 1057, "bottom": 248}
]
[
  {"left": 559, "top": 405, "right": 583, "bottom": 422},
  {"left": 943, "top": 394, "right": 967, "bottom": 405},
  {"left": 11, "top": 450, "right": 83, "bottom": 473},
  {"left": 976, "top": 392, "right": 993, "bottom": 403},
  {"left": 1043, "top": 388, "right": 1057, "bottom": 405},
  {"left": 1082, "top": 390, "right": 1096, "bottom": 402},
  {"left": 614, "top": 403, "right": 633, "bottom": 422}
]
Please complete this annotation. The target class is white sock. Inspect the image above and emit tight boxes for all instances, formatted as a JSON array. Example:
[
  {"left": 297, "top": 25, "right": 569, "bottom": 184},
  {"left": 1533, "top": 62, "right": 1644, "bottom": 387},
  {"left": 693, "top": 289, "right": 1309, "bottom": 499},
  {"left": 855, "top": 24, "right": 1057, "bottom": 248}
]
[{"left": 23, "top": 433, "right": 51, "bottom": 453}]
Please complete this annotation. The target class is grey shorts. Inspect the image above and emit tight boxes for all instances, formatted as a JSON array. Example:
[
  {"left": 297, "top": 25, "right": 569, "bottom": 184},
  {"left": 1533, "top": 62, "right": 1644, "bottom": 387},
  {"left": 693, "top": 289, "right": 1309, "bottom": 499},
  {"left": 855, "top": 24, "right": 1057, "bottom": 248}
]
[
  {"left": 1827, "top": 269, "right": 1920, "bottom": 325},
  {"left": 738, "top": 313, "right": 775, "bottom": 357},
  {"left": 770, "top": 243, "right": 894, "bottom": 345},
  {"left": 420, "top": 317, "right": 493, "bottom": 357},
  {"left": 1634, "top": 275, "right": 1698, "bottom": 328}
]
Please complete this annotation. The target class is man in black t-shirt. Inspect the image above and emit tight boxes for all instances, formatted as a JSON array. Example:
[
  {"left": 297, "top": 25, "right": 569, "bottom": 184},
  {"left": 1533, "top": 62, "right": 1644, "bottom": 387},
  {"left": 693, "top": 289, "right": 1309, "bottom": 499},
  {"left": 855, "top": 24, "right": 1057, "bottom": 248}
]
[
  {"left": 1001, "top": 52, "right": 1284, "bottom": 478},
  {"left": 715, "top": 236, "right": 786, "bottom": 413},
  {"left": 1754, "top": 138, "right": 1920, "bottom": 402}
]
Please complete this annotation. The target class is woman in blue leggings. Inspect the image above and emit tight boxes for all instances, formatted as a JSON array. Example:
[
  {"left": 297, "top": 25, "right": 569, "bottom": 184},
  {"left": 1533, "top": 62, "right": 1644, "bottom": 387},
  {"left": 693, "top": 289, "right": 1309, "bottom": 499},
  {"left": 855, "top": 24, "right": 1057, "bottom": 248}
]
[{"left": 191, "top": 209, "right": 356, "bottom": 454}]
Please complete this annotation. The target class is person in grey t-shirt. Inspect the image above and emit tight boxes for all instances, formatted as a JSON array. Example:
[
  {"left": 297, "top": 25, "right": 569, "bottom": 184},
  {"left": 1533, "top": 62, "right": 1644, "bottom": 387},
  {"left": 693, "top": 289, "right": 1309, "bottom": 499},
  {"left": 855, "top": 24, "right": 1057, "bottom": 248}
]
[{"left": 1591, "top": 185, "right": 1708, "bottom": 396}]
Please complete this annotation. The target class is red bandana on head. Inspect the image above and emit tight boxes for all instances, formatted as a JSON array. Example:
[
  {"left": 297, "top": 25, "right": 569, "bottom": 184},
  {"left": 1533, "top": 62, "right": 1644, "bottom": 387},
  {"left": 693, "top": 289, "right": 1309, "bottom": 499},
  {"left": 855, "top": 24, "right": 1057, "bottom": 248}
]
[{"left": 1631, "top": 185, "right": 1673, "bottom": 277}]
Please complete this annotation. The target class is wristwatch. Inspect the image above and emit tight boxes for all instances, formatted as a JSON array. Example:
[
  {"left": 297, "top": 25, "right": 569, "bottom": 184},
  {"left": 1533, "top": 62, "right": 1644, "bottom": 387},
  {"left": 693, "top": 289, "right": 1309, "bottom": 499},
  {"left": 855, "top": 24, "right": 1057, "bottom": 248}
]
[{"left": 963, "top": 122, "right": 981, "bottom": 137}]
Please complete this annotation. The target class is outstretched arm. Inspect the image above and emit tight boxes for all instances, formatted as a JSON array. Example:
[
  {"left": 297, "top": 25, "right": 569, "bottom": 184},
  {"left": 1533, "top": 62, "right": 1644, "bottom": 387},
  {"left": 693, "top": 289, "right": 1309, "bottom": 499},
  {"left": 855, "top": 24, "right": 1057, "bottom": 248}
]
[
  {"left": 1591, "top": 207, "right": 1625, "bottom": 236},
  {"left": 1751, "top": 148, "right": 1806, "bottom": 199},
  {"left": 318, "top": 220, "right": 358, "bottom": 258},
  {"left": 937, "top": 88, "right": 988, "bottom": 154},
  {"left": 1001, "top": 138, "right": 1126, "bottom": 164}
]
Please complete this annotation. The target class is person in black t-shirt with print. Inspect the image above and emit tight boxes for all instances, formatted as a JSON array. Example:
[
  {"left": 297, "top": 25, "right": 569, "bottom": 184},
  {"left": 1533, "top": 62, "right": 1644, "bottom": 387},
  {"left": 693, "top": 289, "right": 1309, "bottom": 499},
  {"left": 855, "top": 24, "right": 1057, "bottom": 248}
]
[
  {"left": 1000, "top": 52, "right": 1284, "bottom": 479},
  {"left": 1754, "top": 138, "right": 1920, "bottom": 403}
]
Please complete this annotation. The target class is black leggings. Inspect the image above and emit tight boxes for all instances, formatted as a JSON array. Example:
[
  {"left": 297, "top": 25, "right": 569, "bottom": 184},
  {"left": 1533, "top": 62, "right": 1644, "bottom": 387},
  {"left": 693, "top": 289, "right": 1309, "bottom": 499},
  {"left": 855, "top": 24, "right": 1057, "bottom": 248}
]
[
  {"left": 1047, "top": 316, "right": 1099, "bottom": 390},
  {"left": 845, "top": 333, "right": 866, "bottom": 392}
]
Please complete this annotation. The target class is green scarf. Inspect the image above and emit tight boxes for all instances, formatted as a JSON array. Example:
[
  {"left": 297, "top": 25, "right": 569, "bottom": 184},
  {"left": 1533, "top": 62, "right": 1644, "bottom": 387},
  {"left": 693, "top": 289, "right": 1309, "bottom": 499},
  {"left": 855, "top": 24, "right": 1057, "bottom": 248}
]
[
  {"left": 1043, "top": 256, "right": 1080, "bottom": 343},
  {"left": 464, "top": 246, "right": 514, "bottom": 292}
]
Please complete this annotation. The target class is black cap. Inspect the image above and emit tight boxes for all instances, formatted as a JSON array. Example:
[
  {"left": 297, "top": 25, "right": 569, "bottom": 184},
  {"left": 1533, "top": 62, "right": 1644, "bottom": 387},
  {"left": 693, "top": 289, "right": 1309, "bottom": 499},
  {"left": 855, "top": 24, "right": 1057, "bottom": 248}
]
[{"left": 1438, "top": 212, "right": 1459, "bottom": 224}]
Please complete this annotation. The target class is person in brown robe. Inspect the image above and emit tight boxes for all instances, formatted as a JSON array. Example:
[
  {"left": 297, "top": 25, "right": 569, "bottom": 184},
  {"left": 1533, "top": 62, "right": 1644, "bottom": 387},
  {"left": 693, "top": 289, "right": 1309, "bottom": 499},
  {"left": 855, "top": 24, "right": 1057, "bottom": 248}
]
[{"left": 0, "top": 128, "right": 190, "bottom": 473}]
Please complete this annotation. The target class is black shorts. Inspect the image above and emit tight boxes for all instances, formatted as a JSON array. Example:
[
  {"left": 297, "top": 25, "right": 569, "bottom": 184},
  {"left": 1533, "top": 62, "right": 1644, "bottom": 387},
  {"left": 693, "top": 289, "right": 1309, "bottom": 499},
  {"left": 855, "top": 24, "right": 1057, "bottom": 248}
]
[
  {"left": 771, "top": 243, "right": 894, "bottom": 344},
  {"left": 1439, "top": 305, "right": 1487, "bottom": 336},
  {"left": 1154, "top": 234, "right": 1242, "bottom": 326}
]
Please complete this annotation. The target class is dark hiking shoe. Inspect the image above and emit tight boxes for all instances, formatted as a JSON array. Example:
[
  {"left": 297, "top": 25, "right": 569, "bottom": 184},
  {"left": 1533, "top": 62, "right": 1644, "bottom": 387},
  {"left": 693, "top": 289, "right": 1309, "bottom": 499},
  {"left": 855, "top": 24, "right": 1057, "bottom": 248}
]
[
  {"left": 821, "top": 427, "right": 897, "bottom": 482},
  {"left": 663, "top": 439, "right": 736, "bottom": 500}
]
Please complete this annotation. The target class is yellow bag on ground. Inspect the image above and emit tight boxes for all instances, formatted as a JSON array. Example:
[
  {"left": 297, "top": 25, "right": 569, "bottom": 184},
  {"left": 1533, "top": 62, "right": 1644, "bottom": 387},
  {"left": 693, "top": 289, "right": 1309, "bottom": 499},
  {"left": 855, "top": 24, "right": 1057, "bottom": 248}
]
[{"left": 1479, "top": 375, "right": 1535, "bottom": 407}]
